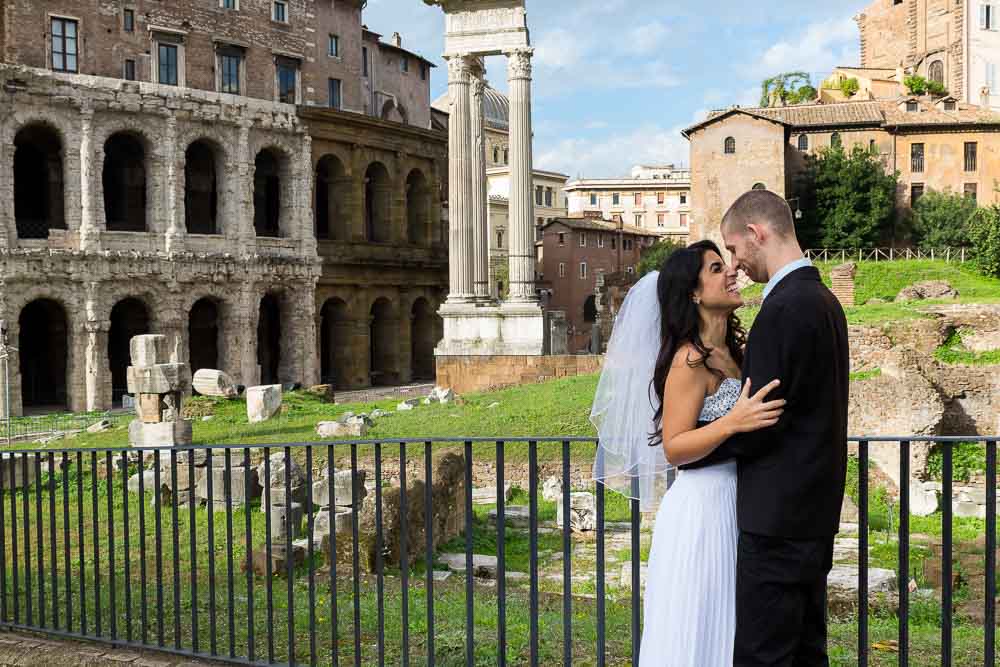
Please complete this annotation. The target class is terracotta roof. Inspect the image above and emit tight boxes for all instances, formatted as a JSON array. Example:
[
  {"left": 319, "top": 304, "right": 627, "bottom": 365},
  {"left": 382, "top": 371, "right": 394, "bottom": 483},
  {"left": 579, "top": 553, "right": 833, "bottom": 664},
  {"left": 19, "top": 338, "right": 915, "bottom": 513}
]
[
  {"left": 543, "top": 216, "right": 661, "bottom": 237},
  {"left": 879, "top": 98, "right": 1000, "bottom": 127}
]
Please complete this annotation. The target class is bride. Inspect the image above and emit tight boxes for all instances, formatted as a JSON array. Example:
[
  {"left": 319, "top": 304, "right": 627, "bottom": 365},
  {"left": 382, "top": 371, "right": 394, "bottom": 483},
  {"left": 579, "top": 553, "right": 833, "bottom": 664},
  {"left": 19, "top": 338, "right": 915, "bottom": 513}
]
[{"left": 591, "top": 240, "right": 784, "bottom": 665}]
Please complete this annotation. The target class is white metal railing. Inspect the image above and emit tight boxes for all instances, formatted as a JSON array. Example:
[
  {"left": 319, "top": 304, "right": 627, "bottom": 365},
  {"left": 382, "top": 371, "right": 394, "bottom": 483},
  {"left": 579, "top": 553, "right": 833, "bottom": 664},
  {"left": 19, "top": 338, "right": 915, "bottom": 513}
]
[{"left": 804, "top": 247, "right": 969, "bottom": 263}]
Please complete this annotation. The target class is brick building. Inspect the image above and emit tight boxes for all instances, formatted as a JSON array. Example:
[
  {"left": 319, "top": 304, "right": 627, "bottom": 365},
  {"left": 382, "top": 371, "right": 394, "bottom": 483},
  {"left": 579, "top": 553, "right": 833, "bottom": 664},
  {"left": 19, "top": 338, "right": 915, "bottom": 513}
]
[
  {"left": 0, "top": 1, "right": 447, "bottom": 417},
  {"left": 683, "top": 97, "right": 1000, "bottom": 247},
  {"left": 537, "top": 217, "right": 658, "bottom": 352}
]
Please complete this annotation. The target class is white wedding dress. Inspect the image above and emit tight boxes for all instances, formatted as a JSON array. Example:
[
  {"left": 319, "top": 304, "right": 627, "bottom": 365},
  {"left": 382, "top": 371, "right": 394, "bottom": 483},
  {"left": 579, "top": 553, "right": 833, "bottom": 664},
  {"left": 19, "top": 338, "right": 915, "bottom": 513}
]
[{"left": 638, "top": 377, "right": 741, "bottom": 666}]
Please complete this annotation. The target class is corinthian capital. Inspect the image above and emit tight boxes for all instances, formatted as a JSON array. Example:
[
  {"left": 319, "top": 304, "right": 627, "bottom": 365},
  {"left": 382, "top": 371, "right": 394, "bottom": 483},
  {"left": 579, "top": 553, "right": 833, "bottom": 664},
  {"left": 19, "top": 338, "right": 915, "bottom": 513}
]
[
  {"left": 470, "top": 74, "right": 486, "bottom": 101},
  {"left": 446, "top": 54, "right": 474, "bottom": 85},
  {"left": 505, "top": 48, "right": 534, "bottom": 80}
]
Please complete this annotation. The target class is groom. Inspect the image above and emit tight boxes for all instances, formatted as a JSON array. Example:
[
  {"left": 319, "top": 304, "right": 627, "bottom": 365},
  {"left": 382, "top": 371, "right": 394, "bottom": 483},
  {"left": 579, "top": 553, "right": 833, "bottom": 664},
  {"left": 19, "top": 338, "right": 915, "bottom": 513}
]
[{"left": 687, "top": 190, "right": 849, "bottom": 665}]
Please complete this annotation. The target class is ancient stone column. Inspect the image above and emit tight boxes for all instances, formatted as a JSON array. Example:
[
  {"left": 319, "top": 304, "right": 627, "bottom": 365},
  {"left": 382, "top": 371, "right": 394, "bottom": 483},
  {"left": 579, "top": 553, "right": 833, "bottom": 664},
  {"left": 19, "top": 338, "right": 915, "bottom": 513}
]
[
  {"left": 163, "top": 115, "right": 186, "bottom": 254},
  {"left": 505, "top": 48, "right": 537, "bottom": 303},
  {"left": 0, "top": 131, "right": 11, "bottom": 249},
  {"left": 78, "top": 109, "right": 101, "bottom": 252},
  {"left": 298, "top": 281, "right": 320, "bottom": 386},
  {"left": 83, "top": 282, "right": 108, "bottom": 412},
  {"left": 299, "top": 134, "right": 318, "bottom": 256},
  {"left": 444, "top": 55, "right": 475, "bottom": 303},
  {"left": 235, "top": 122, "right": 255, "bottom": 252},
  {"left": 469, "top": 64, "right": 491, "bottom": 302}
]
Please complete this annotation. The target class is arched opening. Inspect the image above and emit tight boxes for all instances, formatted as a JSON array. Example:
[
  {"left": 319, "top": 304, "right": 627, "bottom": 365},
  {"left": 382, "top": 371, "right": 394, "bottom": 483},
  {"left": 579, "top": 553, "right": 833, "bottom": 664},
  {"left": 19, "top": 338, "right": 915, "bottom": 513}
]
[
  {"left": 797, "top": 134, "right": 809, "bottom": 151},
  {"left": 256, "top": 294, "right": 282, "bottom": 385},
  {"left": 369, "top": 298, "right": 396, "bottom": 386},
  {"left": 406, "top": 169, "right": 430, "bottom": 245},
  {"left": 188, "top": 298, "right": 220, "bottom": 374},
  {"left": 928, "top": 60, "right": 944, "bottom": 85},
  {"left": 315, "top": 155, "right": 348, "bottom": 241},
  {"left": 831, "top": 132, "right": 842, "bottom": 149},
  {"left": 14, "top": 124, "right": 65, "bottom": 239},
  {"left": 583, "top": 295, "right": 597, "bottom": 324},
  {"left": 724, "top": 137, "right": 736, "bottom": 154},
  {"left": 109, "top": 298, "right": 150, "bottom": 406},
  {"left": 254, "top": 149, "right": 283, "bottom": 237},
  {"left": 410, "top": 298, "right": 436, "bottom": 381},
  {"left": 380, "top": 99, "right": 408, "bottom": 124},
  {"left": 185, "top": 140, "right": 219, "bottom": 234},
  {"left": 18, "top": 299, "right": 68, "bottom": 410},
  {"left": 103, "top": 132, "right": 147, "bottom": 231},
  {"left": 320, "top": 298, "right": 350, "bottom": 387},
  {"left": 365, "top": 162, "right": 392, "bottom": 243},
  {"left": 752, "top": 183, "right": 767, "bottom": 191}
]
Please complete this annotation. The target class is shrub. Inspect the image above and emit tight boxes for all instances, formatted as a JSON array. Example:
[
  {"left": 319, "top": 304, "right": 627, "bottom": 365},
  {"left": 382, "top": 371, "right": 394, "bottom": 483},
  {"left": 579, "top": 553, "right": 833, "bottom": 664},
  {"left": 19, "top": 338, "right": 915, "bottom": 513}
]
[
  {"left": 638, "top": 238, "right": 684, "bottom": 277},
  {"left": 911, "top": 189, "right": 976, "bottom": 249},
  {"left": 839, "top": 77, "right": 860, "bottom": 98},
  {"left": 904, "top": 74, "right": 948, "bottom": 97},
  {"left": 968, "top": 205, "right": 1000, "bottom": 278}
]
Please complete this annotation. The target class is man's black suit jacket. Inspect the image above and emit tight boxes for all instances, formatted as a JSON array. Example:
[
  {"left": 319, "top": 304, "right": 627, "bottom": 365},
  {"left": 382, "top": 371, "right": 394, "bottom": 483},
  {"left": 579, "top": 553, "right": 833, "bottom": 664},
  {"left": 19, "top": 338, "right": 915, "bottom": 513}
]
[{"left": 681, "top": 266, "right": 850, "bottom": 538}]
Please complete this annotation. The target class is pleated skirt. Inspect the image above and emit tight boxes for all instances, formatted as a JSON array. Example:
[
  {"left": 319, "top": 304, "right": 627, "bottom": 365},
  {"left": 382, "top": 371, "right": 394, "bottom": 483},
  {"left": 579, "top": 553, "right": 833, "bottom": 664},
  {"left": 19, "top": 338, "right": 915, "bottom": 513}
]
[{"left": 638, "top": 460, "right": 738, "bottom": 667}]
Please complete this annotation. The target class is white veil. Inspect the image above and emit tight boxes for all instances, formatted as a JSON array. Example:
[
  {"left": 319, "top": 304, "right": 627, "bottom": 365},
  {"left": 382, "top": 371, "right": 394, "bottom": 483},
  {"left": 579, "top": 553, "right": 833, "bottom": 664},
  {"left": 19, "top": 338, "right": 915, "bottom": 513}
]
[{"left": 590, "top": 270, "right": 672, "bottom": 512}]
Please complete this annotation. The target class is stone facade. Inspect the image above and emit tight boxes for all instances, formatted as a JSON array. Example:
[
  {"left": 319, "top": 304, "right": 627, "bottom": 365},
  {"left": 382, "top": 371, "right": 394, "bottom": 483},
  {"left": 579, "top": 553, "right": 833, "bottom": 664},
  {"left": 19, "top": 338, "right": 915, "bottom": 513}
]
[
  {"left": 361, "top": 29, "right": 435, "bottom": 129},
  {"left": 435, "top": 354, "right": 603, "bottom": 395},
  {"left": 0, "top": 60, "right": 446, "bottom": 417}
]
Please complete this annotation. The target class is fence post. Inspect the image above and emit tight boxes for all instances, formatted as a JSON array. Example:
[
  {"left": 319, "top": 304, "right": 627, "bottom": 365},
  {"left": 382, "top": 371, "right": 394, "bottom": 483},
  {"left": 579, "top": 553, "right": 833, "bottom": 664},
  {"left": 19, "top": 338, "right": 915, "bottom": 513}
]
[{"left": 1, "top": 320, "right": 10, "bottom": 448}]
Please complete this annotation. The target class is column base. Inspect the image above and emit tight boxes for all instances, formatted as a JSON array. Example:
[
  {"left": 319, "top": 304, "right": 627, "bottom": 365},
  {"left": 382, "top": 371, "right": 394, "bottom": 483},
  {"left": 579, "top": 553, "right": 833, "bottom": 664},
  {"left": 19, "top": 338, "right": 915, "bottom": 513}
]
[{"left": 435, "top": 300, "right": 544, "bottom": 356}]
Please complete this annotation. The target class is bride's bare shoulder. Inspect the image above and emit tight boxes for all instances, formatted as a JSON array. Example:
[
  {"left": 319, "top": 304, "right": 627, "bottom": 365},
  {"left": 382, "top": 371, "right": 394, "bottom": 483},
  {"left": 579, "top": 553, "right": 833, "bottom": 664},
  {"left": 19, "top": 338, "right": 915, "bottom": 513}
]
[{"left": 670, "top": 343, "right": 708, "bottom": 370}]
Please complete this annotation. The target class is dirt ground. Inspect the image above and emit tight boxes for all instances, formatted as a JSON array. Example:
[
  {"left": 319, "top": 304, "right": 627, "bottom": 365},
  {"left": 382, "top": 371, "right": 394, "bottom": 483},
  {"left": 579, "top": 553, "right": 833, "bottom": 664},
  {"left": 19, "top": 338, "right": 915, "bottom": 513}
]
[{"left": 0, "top": 631, "right": 222, "bottom": 666}]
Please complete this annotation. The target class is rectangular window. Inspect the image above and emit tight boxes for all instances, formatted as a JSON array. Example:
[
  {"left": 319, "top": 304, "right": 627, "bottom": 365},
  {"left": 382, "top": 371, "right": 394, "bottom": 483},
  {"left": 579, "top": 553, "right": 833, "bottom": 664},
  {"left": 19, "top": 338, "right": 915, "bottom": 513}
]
[
  {"left": 598, "top": 234, "right": 605, "bottom": 248},
  {"left": 910, "top": 143, "right": 924, "bottom": 173},
  {"left": 657, "top": 213, "right": 665, "bottom": 227},
  {"left": 220, "top": 51, "right": 241, "bottom": 94},
  {"left": 679, "top": 213, "right": 688, "bottom": 227},
  {"left": 158, "top": 43, "right": 178, "bottom": 85},
  {"left": 362, "top": 47, "right": 369, "bottom": 77},
  {"left": 558, "top": 232, "right": 565, "bottom": 246},
  {"left": 124, "top": 9, "right": 135, "bottom": 33},
  {"left": 612, "top": 192, "right": 621, "bottom": 206},
  {"left": 624, "top": 238, "right": 633, "bottom": 251},
  {"left": 634, "top": 192, "right": 642, "bottom": 206},
  {"left": 421, "top": 63, "right": 428, "bottom": 81},
  {"left": 222, "top": 0, "right": 238, "bottom": 8},
  {"left": 545, "top": 188, "right": 553, "bottom": 207},
  {"left": 277, "top": 57, "right": 298, "bottom": 103},
  {"left": 558, "top": 262, "right": 566, "bottom": 278},
  {"left": 328, "top": 34, "right": 339, "bottom": 57},
  {"left": 680, "top": 193, "right": 687, "bottom": 205},
  {"left": 328, "top": 78, "right": 342, "bottom": 109},
  {"left": 657, "top": 192, "right": 665, "bottom": 205},
  {"left": 634, "top": 213, "right": 643, "bottom": 227},
  {"left": 906, "top": 100, "right": 919, "bottom": 112},
  {"left": 982, "top": 4, "right": 997, "bottom": 30},
  {"left": 536, "top": 186, "right": 544, "bottom": 206},
  {"left": 580, "top": 263, "right": 588, "bottom": 279},
  {"left": 273, "top": 0, "right": 287, "bottom": 22},
  {"left": 51, "top": 18, "right": 78, "bottom": 73},
  {"left": 964, "top": 183, "right": 978, "bottom": 202},
  {"left": 611, "top": 236, "right": 617, "bottom": 250},
  {"left": 911, "top": 183, "right": 925, "bottom": 204},
  {"left": 589, "top": 193, "right": 597, "bottom": 206},
  {"left": 124, "top": 59, "right": 136, "bottom": 81},
  {"left": 580, "top": 233, "right": 587, "bottom": 247},
  {"left": 400, "top": 57, "right": 409, "bottom": 73},
  {"left": 965, "top": 142, "right": 978, "bottom": 171}
]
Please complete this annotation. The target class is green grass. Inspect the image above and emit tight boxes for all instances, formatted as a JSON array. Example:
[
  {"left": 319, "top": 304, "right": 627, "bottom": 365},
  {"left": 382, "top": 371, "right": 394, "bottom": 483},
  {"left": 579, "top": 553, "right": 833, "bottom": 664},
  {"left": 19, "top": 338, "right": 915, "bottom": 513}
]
[
  {"left": 934, "top": 330, "right": 1000, "bottom": 366},
  {"left": 850, "top": 368, "right": 883, "bottom": 382}
]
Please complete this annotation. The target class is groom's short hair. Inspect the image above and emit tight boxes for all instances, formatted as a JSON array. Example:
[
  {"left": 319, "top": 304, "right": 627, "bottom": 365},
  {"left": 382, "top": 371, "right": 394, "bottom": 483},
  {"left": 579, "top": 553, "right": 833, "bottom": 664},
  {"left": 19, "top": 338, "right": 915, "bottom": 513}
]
[{"left": 721, "top": 190, "right": 795, "bottom": 239}]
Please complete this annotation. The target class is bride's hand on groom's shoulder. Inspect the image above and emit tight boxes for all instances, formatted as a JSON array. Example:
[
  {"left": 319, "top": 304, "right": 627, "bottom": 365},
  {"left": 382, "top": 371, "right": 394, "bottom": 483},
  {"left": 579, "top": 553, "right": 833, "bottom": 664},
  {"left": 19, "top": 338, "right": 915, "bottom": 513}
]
[{"left": 724, "top": 379, "right": 785, "bottom": 435}]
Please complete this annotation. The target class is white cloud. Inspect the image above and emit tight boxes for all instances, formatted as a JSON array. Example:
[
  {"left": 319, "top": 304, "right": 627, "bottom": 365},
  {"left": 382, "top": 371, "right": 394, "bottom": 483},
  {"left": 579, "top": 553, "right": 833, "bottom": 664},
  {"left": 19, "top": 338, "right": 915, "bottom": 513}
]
[
  {"left": 624, "top": 22, "right": 671, "bottom": 55},
  {"left": 535, "top": 122, "right": 691, "bottom": 178},
  {"left": 749, "top": 16, "right": 859, "bottom": 80},
  {"left": 535, "top": 28, "right": 587, "bottom": 69}
]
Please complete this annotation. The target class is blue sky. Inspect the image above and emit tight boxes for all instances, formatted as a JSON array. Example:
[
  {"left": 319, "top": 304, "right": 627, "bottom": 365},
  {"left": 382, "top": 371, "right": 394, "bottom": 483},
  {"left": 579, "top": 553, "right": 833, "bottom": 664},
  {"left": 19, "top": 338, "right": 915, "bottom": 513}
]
[{"left": 362, "top": 0, "right": 870, "bottom": 177}]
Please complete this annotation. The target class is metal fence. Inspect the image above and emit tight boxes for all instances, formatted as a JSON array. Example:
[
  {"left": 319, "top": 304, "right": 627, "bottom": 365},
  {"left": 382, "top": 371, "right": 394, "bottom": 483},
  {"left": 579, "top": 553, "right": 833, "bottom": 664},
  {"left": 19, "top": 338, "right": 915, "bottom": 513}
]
[
  {"left": 4, "top": 411, "right": 132, "bottom": 444},
  {"left": 804, "top": 248, "right": 970, "bottom": 263},
  {"left": 0, "top": 436, "right": 994, "bottom": 666}
]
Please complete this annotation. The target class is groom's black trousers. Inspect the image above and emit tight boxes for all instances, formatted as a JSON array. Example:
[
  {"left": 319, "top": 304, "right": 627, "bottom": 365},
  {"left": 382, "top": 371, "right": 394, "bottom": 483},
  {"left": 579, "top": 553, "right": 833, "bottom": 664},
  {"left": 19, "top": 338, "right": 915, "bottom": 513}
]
[{"left": 733, "top": 532, "right": 835, "bottom": 667}]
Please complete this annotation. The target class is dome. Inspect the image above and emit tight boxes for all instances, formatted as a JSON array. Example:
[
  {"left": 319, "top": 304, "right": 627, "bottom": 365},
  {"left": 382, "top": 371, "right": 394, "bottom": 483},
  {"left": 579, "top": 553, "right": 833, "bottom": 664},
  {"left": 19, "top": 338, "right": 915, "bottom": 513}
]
[{"left": 431, "top": 85, "right": 509, "bottom": 131}]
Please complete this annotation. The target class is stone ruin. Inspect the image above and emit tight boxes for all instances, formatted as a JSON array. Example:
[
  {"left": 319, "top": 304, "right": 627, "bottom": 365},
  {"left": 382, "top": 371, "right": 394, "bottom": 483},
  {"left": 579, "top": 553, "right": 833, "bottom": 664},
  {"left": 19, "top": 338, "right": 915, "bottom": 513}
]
[{"left": 127, "top": 335, "right": 192, "bottom": 448}]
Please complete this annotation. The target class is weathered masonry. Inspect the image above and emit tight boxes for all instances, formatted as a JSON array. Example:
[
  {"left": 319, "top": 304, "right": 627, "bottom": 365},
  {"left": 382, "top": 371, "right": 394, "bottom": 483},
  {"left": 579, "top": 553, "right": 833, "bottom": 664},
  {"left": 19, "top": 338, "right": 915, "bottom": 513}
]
[{"left": 0, "top": 64, "right": 446, "bottom": 417}]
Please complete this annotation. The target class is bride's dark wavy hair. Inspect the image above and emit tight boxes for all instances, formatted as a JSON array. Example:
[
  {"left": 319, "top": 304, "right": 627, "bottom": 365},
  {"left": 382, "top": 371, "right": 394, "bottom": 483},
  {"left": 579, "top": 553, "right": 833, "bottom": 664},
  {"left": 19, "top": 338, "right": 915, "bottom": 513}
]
[{"left": 648, "top": 240, "right": 746, "bottom": 447}]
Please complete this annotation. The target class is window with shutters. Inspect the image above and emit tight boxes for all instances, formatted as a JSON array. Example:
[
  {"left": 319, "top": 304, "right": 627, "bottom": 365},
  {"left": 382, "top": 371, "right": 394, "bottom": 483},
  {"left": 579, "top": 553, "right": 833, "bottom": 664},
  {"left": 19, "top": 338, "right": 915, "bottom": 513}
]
[
  {"left": 51, "top": 18, "right": 79, "bottom": 73},
  {"left": 911, "top": 143, "right": 924, "bottom": 173},
  {"left": 965, "top": 142, "right": 978, "bottom": 171}
]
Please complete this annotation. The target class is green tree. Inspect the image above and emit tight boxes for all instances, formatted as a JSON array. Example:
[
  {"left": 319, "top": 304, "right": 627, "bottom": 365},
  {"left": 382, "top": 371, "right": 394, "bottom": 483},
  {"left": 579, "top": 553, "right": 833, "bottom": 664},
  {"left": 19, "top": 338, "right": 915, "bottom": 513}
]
[
  {"left": 968, "top": 205, "right": 1000, "bottom": 278},
  {"left": 793, "top": 145, "right": 899, "bottom": 248},
  {"left": 839, "top": 77, "right": 860, "bottom": 98},
  {"left": 904, "top": 75, "right": 948, "bottom": 97},
  {"left": 911, "top": 189, "right": 977, "bottom": 249},
  {"left": 638, "top": 238, "right": 684, "bottom": 276},
  {"left": 760, "top": 72, "right": 815, "bottom": 107}
]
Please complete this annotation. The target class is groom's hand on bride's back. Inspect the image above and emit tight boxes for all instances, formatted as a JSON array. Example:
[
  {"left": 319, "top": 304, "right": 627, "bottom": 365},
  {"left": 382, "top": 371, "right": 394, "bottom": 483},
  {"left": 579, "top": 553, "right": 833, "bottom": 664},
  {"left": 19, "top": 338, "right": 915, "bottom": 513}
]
[{"left": 723, "top": 379, "right": 785, "bottom": 436}]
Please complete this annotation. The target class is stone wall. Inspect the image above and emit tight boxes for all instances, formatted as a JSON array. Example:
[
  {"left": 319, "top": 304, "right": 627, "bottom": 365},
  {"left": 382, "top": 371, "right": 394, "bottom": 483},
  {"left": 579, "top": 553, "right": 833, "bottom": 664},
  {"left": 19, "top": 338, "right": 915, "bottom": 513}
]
[{"left": 436, "top": 355, "right": 603, "bottom": 395}]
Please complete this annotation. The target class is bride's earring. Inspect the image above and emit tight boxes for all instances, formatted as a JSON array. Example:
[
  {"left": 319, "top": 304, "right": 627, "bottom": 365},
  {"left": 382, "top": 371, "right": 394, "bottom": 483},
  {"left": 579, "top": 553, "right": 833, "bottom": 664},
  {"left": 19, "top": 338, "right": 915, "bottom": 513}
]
[{"left": 692, "top": 296, "right": 701, "bottom": 304}]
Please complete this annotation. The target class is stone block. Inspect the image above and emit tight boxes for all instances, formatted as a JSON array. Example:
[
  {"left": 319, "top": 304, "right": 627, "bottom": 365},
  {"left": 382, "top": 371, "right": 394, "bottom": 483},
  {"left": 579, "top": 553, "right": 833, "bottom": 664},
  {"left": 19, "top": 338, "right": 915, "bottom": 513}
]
[
  {"left": 556, "top": 492, "right": 597, "bottom": 532},
  {"left": 541, "top": 476, "right": 563, "bottom": 503},
  {"left": 244, "top": 544, "right": 305, "bottom": 578},
  {"left": 256, "top": 452, "right": 305, "bottom": 488},
  {"left": 247, "top": 385, "right": 282, "bottom": 423},
  {"left": 137, "top": 394, "right": 163, "bottom": 423},
  {"left": 130, "top": 335, "right": 168, "bottom": 367},
  {"left": 438, "top": 553, "right": 498, "bottom": 578},
  {"left": 264, "top": 484, "right": 307, "bottom": 511},
  {"left": 840, "top": 495, "right": 860, "bottom": 523},
  {"left": 488, "top": 505, "right": 529, "bottom": 528},
  {"left": 316, "top": 421, "right": 367, "bottom": 438},
  {"left": 313, "top": 507, "right": 352, "bottom": 543},
  {"left": 87, "top": 419, "right": 113, "bottom": 433},
  {"left": 312, "top": 469, "right": 368, "bottom": 508},
  {"left": 192, "top": 369, "right": 238, "bottom": 398},
  {"left": 269, "top": 501, "right": 304, "bottom": 541},
  {"left": 909, "top": 483, "right": 940, "bottom": 517},
  {"left": 305, "top": 384, "right": 335, "bottom": 402},
  {"left": 127, "top": 364, "right": 190, "bottom": 395},
  {"left": 129, "top": 419, "right": 193, "bottom": 448},
  {"left": 196, "top": 463, "right": 260, "bottom": 505},
  {"left": 472, "top": 482, "right": 512, "bottom": 505},
  {"left": 127, "top": 470, "right": 159, "bottom": 494}
]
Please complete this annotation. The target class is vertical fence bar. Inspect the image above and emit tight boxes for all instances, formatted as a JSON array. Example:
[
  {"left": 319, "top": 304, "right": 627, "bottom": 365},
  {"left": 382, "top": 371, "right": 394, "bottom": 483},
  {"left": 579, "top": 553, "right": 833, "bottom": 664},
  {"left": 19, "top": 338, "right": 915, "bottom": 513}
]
[
  {"left": 631, "top": 476, "right": 641, "bottom": 666},
  {"left": 898, "top": 440, "right": 909, "bottom": 664},
  {"left": 423, "top": 441, "right": 434, "bottom": 667},
  {"left": 596, "top": 476, "right": 606, "bottom": 667},
  {"left": 244, "top": 448, "right": 255, "bottom": 663},
  {"left": 263, "top": 448, "right": 274, "bottom": 664},
  {"left": 858, "top": 440, "right": 869, "bottom": 667},
  {"left": 985, "top": 439, "right": 996, "bottom": 666},
  {"left": 306, "top": 446, "right": 316, "bottom": 667},
  {"left": 120, "top": 449, "right": 131, "bottom": 642},
  {"left": 23, "top": 453, "right": 33, "bottom": 627},
  {"left": 225, "top": 449, "right": 235, "bottom": 659},
  {"left": 528, "top": 440, "right": 539, "bottom": 667},
  {"left": 155, "top": 451, "right": 164, "bottom": 647},
  {"left": 75, "top": 451, "right": 84, "bottom": 634},
  {"left": 62, "top": 452, "right": 70, "bottom": 633},
  {"left": 34, "top": 453, "right": 44, "bottom": 628},
  {"left": 283, "top": 446, "right": 294, "bottom": 667},
  {"left": 463, "top": 440, "right": 473, "bottom": 667},
  {"left": 375, "top": 442, "right": 385, "bottom": 667},
  {"left": 398, "top": 441, "right": 409, "bottom": 667},
  {"left": 941, "top": 441, "right": 953, "bottom": 666},
  {"left": 561, "top": 440, "right": 572, "bottom": 666},
  {"left": 0, "top": 450, "right": 8, "bottom": 623},
  {"left": 327, "top": 444, "right": 338, "bottom": 667},
  {"left": 170, "top": 450, "right": 180, "bottom": 649},
  {"left": 207, "top": 448, "right": 217, "bottom": 657},
  {"left": 189, "top": 450, "right": 199, "bottom": 654},
  {"left": 10, "top": 451, "right": 19, "bottom": 625},
  {"left": 495, "top": 441, "right": 506, "bottom": 667},
  {"left": 138, "top": 449, "right": 148, "bottom": 644},
  {"left": 89, "top": 451, "right": 98, "bottom": 636},
  {"left": 350, "top": 443, "right": 361, "bottom": 667},
  {"left": 48, "top": 453, "right": 57, "bottom": 630},
  {"left": 105, "top": 451, "right": 116, "bottom": 640}
]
